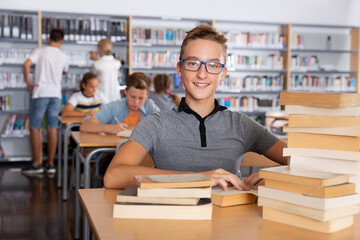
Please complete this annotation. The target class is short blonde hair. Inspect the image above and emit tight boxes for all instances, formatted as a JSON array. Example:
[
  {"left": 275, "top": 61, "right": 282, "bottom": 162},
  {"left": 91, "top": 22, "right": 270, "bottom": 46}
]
[
  {"left": 98, "top": 39, "right": 113, "bottom": 55},
  {"left": 180, "top": 24, "right": 227, "bottom": 64}
]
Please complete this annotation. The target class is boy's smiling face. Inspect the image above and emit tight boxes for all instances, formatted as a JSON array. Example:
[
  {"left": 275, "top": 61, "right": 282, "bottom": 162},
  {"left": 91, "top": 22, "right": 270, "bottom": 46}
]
[{"left": 177, "top": 39, "right": 227, "bottom": 104}]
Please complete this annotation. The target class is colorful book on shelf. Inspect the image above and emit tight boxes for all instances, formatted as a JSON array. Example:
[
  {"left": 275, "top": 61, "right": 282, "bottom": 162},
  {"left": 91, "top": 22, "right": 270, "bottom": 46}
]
[
  {"left": 258, "top": 166, "right": 349, "bottom": 187},
  {"left": 258, "top": 197, "right": 360, "bottom": 222},
  {"left": 211, "top": 186, "right": 257, "bottom": 207},
  {"left": 279, "top": 92, "right": 360, "bottom": 108},
  {"left": 264, "top": 179, "right": 356, "bottom": 198},
  {"left": 113, "top": 198, "right": 212, "bottom": 220},
  {"left": 262, "top": 206, "right": 354, "bottom": 233},
  {"left": 283, "top": 125, "right": 360, "bottom": 137},
  {"left": 258, "top": 186, "right": 360, "bottom": 210},
  {"left": 283, "top": 147, "right": 360, "bottom": 161},
  {"left": 287, "top": 132, "right": 360, "bottom": 151},
  {"left": 289, "top": 155, "right": 360, "bottom": 175},
  {"left": 116, "top": 187, "right": 200, "bottom": 205},
  {"left": 288, "top": 114, "right": 360, "bottom": 127},
  {"left": 134, "top": 173, "right": 213, "bottom": 189},
  {"left": 285, "top": 105, "right": 360, "bottom": 116}
]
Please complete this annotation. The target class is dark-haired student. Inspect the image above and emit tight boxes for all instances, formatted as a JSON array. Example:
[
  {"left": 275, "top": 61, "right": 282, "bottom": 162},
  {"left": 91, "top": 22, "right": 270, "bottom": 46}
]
[
  {"left": 61, "top": 72, "right": 109, "bottom": 117},
  {"left": 22, "top": 28, "right": 69, "bottom": 175},
  {"left": 149, "top": 74, "right": 181, "bottom": 111},
  {"left": 104, "top": 24, "right": 287, "bottom": 190}
]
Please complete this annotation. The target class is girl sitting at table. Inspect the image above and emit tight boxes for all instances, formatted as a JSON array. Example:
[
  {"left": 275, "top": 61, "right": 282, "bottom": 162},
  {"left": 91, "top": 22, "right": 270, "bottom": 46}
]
[{"left": 61, "top": 72, "right": 109, "bottom": 117}]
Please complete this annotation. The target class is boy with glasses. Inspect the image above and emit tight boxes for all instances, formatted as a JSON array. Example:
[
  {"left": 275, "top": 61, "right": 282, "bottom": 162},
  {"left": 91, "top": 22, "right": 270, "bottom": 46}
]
[{"left": 104, "top": 24, "right": 287, "bottom": 190}]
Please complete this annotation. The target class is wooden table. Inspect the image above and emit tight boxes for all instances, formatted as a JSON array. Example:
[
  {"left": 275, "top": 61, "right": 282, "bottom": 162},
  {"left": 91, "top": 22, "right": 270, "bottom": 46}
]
[
  {"left": 79, "top": 188, "right": 360, "bottom": 240},
  {"left": 71, "top": 131, "right": 128, "bottom": 239},
  {"left": 57, "top": 116, "right": 84, "bottom": 200}
]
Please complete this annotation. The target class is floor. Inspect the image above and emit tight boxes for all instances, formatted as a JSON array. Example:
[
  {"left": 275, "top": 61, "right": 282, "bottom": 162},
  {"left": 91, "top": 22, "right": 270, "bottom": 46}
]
[{"left": 0, "top": 162, "right": 84, "bottom": 240}]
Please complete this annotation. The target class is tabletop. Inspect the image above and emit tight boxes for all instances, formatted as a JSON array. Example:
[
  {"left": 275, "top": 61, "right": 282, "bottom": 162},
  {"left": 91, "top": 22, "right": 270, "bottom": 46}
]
[
  {"left": 70, "top": 131, "right": 128, "bottom": 147},
  {"left": 78, "top": 188, "right": 360, "bottom": 240},
  {"left": 58, "top": 116, "right": 85, "bottom": 124}
]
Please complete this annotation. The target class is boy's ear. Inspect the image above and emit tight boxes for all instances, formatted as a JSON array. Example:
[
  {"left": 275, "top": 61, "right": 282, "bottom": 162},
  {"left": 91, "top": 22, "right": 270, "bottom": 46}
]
[
  {"left": 176, "top": 61, "right": 182, "bottom": 77},
  {"left": 220, "top": 66, "right": 227, "bottom": 82}
]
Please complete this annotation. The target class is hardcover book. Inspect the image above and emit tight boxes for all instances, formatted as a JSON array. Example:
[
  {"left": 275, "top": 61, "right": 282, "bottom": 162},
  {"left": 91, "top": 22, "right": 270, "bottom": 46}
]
[
  {"left": 134, "top": 174, "right": 213, "bottom": 189},
  {"left": 211, "top": 186, "right": 257, "bottom": 207},
  {"left": 258, "top": 186, "right": 360, "bottom": 210},
  {"left": 264, "top": 179, "right": 355, "bottom": 198},
  {"left": 258, "top": 197, "right": 360, "bottom": 222},
  {"left": 287, "top": 132, "right": 360, "bottom": 152},
  {"left": 262, "top": 206, "right": 354, "bottom": 233},
  {"left": 259, "top": 166, "right": 349, "bottom": 187},
  {"left": 116, "top": 187, "right": 200, "bottom": 205},
  {"left": 113, "top": 198, "right": 212, "bottom": 220},
  {"left": 285, "top": 105, "right": 360, "bottom": 116},
  {"left": 279, "top": 92, "right": 360, "bottom": 108}
]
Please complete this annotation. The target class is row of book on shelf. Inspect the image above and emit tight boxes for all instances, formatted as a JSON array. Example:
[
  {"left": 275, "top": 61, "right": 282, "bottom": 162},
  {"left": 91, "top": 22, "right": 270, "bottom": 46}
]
[
  {"left": 227, "top": 53, "right": 284, "bottom": 70},
  {"left": 42, "top": 16, "right": 128, "bottom": 43},
  {"left": 1, "top": 114, "right": 29, "bottom": 137},
  {"left": 290, "top": 75, "right": 356, "bottom": 92},
  {"left": 218, "top": 75, "right": 284, "bottom": 92},
  {"left": 224, "top": 32, "right": 287, "bottom": 49},
  {"left": 217, "top": 95, "right": 280, "bottom": 112},
  {"left": 0, "top": 48, "right": 127, "bottom": 67},
  {"left": 0, "top": 14, "right": 34, "bottom": 40},
  {"left": 132, "top": 28, "right": 186, "bottom": 46}
]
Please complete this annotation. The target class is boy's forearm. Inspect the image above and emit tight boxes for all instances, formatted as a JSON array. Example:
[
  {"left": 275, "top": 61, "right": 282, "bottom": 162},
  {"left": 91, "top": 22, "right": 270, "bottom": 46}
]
[
  {"left": 80, "top": 121, "right": 109, "bottom": 133},
  {"left": 103, "top": 164, "right": 191, "bottom": 189}
]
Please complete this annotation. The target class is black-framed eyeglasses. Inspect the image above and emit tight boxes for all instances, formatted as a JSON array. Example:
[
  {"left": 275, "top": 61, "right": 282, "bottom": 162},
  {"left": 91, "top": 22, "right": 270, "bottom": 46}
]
[{"left": 181, "top": 59, "right": 225, "bottom": 74}]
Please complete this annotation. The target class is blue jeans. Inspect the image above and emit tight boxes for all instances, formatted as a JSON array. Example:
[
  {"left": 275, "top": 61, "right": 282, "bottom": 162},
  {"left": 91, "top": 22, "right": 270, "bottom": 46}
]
[{"left": 29, "top": 98, "right": 61, "bottom": 129}]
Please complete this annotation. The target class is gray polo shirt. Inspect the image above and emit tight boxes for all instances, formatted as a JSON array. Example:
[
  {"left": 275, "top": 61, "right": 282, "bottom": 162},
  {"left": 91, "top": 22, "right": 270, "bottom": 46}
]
[{"left": 129, "top": 98, "right": 278, "bottom": 177}]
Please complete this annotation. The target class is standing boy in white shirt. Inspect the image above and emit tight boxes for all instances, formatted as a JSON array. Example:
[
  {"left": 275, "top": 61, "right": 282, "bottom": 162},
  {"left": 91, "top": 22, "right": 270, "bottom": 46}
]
[{"left": 22, "top": 28, "right": 69, "bottom": 175}]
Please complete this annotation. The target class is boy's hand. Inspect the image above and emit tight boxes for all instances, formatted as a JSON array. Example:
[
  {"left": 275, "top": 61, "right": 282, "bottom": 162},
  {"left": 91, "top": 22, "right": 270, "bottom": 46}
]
[
  {"left": 89, "top": 51, "right": 98, "bottom": 61},
  {"left": 244, "top": 173, "right": 264, "bottom": 190},
  {"left": 108, "top": 123, "right": 128, "bottom": 135},
  {"left": 202, "top": 168, "right": 250, "bottom": 191},
  {"left": 26, "top": 82, "right": 38, "bottom": 93}
]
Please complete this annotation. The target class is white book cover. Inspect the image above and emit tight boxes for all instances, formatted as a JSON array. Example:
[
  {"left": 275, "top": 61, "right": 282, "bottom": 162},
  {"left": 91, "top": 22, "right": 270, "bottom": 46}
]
[
  {"left": 290, "top": 155, "right": 360, "bottom": 175},
  {"left": 285, "top": 105, "right": 360, "bottom": 116},
  {"left": 283, "top": 148, "right": 360, "bottom": 161},
  {"left": 258, "top": 186, "right": 360, "bottom": 210},
  {"left": 283, "top": 125, "right": 360, "bottom": 137}
]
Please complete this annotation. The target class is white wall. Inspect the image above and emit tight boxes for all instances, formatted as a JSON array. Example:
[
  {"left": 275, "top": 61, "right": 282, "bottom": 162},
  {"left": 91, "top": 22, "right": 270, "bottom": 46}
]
[{"left": 1, "top": 0, "right": 358, "bottom": 26}]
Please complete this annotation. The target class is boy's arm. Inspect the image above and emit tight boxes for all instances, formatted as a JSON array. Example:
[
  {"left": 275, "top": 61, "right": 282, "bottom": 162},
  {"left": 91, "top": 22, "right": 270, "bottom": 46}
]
[
  {"left": 61, "top": 103, "right": 94, "bottom": 117},
  {"left": 79, "top": 115, "right": 128, "bottom": 134},
  {"left": 103, "top": 140, "right": 251, "bottom": 190},
  {"left": 244, "top": 139, "right": 288, "bottom": 189}
]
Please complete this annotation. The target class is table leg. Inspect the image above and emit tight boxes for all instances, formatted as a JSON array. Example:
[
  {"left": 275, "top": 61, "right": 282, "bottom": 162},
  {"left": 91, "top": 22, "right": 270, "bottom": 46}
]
[
  {"left": 62, "top": 124, "right": 80, "bottom": 201},
  {"left": 57, "top": 124, "right": 63, "bottom": 188},
  {"left": 75, "top": 146, "right": 81, "bottom": 239}
]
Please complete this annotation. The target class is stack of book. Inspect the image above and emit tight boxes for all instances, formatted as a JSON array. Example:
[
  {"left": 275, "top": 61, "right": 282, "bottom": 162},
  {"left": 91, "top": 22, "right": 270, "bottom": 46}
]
[
  {"left": 279, "top": 91, "right": 360, "bottom": 193},
  {"left": 113, "top": 174, "right": 213, "bottom": 220},
  {"left": 258, "top": 166, "right": 360, "bottom": 233}
]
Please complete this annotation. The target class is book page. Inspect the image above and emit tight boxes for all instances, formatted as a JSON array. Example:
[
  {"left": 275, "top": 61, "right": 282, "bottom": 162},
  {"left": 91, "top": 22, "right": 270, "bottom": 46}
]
[
  {"left": 117, "top": 130, "right": 132, "bottom": 137},
  {"left": 148, "top": 174, "right": 209, "bottom": 183},
  {"left": 211, "top": 186, "right": 258, "bottom": 196}
]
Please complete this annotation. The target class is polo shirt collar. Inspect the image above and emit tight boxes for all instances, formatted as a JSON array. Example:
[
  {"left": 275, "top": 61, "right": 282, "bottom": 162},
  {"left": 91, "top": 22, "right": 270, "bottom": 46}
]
[
  {"left": 178, "top": 98, "right": 227, "bottom": 116},
  {"left": 178, "top": 97, "right": 227, "bottom": 148}
]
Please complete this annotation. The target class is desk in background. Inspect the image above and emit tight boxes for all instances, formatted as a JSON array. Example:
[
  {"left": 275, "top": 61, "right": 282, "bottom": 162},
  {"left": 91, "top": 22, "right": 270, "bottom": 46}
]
[
  {"left": 57, "top": 116, "right": 84, "bottom": 201},
  {"left": 71, "top": 131, "right": 128, "bottom": 239}
]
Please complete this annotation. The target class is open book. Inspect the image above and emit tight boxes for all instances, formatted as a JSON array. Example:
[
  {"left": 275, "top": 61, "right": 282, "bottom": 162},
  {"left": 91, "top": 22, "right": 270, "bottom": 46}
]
[{"left": 116, "top": 129, "right": 132, "bottom": 137}]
